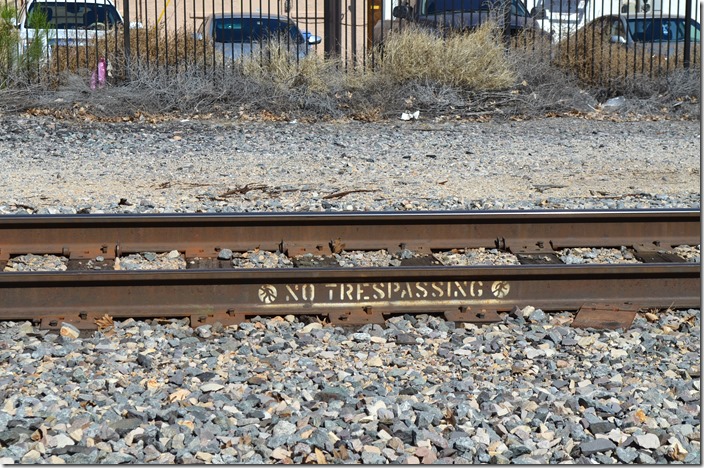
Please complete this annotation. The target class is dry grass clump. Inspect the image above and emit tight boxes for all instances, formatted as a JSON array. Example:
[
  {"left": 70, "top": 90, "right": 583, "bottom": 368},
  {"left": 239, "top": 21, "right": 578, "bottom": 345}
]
[
  {"left": 374, "top": 22, "right": 515, "bottom": 90},
  {"left": 240, "top": 41, "right": 340, "bottom": 95}
]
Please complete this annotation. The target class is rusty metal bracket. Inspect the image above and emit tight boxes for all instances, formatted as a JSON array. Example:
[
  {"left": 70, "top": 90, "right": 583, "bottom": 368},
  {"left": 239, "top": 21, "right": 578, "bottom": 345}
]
[
  {"left": 633, "top": 243, "right": 686, "bottom": 263},
  {"left": 571, "top": 303, "right": 640, "bottom": 330},
  {"left": 190, "top": 309, "right": 245, "bottom": 327},
  {"left": 506, "top": 239, "right": 563, "bottom": 265},
  {"left": 281, "top": 241, "right": 330, "bottom": 257},
  {"left": 444, "top": 306, "right": 502, "bottom": 323},
  {"left": 506, "top": 239, "right": 555, "bottom": 254},
  {"left": 328, "top": 308, "right": 386, "bottom": 325},
  {"left": 39, "top": 313, "right": 99, "bottom": 330}
]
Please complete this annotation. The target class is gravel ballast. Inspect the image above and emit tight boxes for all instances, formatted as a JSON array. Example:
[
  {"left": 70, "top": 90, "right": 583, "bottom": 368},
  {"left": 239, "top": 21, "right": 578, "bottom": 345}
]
[
  {"left": 0, "top": 116, "right": 699, "bottom": 214},
  {"left": 0, "top": 114, "right": 700, "bottom": 464}
]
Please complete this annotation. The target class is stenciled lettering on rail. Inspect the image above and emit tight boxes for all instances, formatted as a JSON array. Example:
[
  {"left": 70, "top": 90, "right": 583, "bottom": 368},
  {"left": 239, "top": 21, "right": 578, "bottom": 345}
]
[{"left": 258, "top": 280, "right": 511, "bottom": 305}]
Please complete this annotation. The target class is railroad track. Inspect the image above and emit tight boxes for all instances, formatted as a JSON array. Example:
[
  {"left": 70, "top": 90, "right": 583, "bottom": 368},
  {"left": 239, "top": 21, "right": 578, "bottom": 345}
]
[{"left": 0, "top": 209, "right": 699, "bottom": 330}]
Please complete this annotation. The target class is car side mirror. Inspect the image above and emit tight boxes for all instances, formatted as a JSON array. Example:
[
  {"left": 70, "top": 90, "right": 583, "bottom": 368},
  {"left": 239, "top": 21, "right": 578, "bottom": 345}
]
[
  {"left": 392, "top": 5, "right": 412, "bottom": 19},
  {"left": 610, "top": 35, "right": 626, "bottom": 44},
  {"left": 304, "top": 32, "right": 322, "bottom": 44}
]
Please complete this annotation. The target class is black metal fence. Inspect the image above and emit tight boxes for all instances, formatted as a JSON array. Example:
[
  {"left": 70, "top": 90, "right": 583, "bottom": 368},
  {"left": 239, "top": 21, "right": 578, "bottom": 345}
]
[{"left": 2, "top": 0, "right": 700, "bottom": 84}]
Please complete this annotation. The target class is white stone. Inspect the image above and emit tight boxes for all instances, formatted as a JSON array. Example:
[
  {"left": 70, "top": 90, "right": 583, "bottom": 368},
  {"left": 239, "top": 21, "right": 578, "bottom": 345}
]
[
  {"left": 53, "top": 433, "right": 75, "bottom": 449},
  {"left": 300, "top": 323, "right": 322, "bottom": 333},
  {"left": 635, "top": 433, "right": 661, "bottom": 449},
  {"left": 368, "top": 356, "right": 383, "bottom": 367},
  {"left": 201, "top": 383, "right": 224, "bottom": 392},
  {"left": 59, "top": 323, "right": 80, "bottom": 340},
  {"left": 366, "top": 400, "right": 387, "bottom": 417},
  {"left": 524, "top": 347, "right": 544, "bottom": 359}
]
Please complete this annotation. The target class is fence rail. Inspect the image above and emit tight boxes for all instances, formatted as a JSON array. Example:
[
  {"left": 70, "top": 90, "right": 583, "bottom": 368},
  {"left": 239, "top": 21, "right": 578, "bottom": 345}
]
[{"left": 2, "top": 0, "right": 701, "bottom": 85}]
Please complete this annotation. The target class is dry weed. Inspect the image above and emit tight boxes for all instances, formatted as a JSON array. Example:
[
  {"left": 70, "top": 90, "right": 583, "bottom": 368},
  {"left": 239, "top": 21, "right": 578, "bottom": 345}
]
[{"left": 374, "top": 22, "right": 515, "bottom": 90}]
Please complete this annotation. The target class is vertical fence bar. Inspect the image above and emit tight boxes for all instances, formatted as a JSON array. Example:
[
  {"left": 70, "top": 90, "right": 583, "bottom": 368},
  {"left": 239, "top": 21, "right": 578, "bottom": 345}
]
[
  {"left": 683, "top": 0, "right": 691, "bottom": 68},
  {"left": 323, "top": 0, "right": 340, "bottom": 56},
  {"left": 137, "top": 0, "right": 143, "bottom": 68},
  {"left": 123, "top": 0, "right": 131, "bottom": 78}
]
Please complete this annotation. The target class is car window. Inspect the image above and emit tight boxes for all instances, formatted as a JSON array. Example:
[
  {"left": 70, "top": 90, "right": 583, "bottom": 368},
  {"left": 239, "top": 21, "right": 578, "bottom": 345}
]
[
  {"left": 424, "top": 0, "right": 527, "bottom": 17},
  {"left": 609, "top": 18, "right": 626, "bottom": 40},
  {"left": 214, "top": 17, "right": 302, "bottom": 44},
  {"left": 627, "top": 17, "right": 701, "bottom": 42},
  {"left": 25, "top": 1, "right": 120, "bottom": 29}
]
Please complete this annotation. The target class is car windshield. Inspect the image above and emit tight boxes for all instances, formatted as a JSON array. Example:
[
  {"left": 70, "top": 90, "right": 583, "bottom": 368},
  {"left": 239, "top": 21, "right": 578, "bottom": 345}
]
[
  {"left": 214, "top": 17, "right": 302, "bottom": 44},
  {"left": 25, "top": 1, "right": 120, "bottom": 29},
  {"left": 627, "top": 17, "right": 701, "bottom": 42},
  {"left": 424, "top": 0, "right": 528, "bottom": 16}
]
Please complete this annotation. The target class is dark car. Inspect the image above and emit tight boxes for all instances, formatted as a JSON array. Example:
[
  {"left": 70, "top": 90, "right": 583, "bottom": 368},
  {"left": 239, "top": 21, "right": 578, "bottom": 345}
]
[
  {"left": 584, "top": 13, "right": 700, "bottom": 62},
  {"left": 196, "top": 13, "right": 321, "bottom": 60},
  {"left": 372, "top": 0, "right": 547, "bottom": 45}
]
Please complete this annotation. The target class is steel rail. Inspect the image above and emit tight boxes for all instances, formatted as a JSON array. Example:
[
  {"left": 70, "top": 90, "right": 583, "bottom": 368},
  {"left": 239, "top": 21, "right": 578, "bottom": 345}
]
[
  {"left": 0, "top": 209, "right": 699, "bottom": 260},
  {"left": 0, "top": 209, "right": 699, "bottom": 328},
  {"left": 0, "top": 264, "right": 699, "bottom": 326}
]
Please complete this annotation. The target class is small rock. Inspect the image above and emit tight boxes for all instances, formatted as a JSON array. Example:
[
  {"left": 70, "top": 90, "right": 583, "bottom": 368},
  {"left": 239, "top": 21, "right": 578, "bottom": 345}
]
[
  {"left": 395, "top": 333, "right": 417, "bottom": 345},
  {"left": 273, "top": 420, "right": 297, "bottom": 437},
  {"left": 60, "top": 323, "right": 80, "bottom": 340},
  {"left": 579, "top": 438, "right": 617, "bottom": 456},
  {"left": 201, "top": 383, "right": 224, "bottom": 392},
  {"left": 136, "top": 353, "right": 153, "bottom": 369},
  {"left": 21, "top": 449, "right": 42, "bottom": 463},
  {"left": 615, "top": 446, "right": 638, "bottom": 463},
  {"left": 527, "top": 309, "right": 547, "bottom": 323},
  {"left": 352, "top": 332, "right": 371, "bottom": 342},
  {"left": 300, "top": 323, "right": 322, "bottom": 333},
  {"left": 368, "top": 356, "right": 383, "bottom": 367},
  {"left": 218, "top": 248, "right": 233, "bottom": 260},
  {"left": 634, "top": 433, "right": 661, "bottom": 449}
]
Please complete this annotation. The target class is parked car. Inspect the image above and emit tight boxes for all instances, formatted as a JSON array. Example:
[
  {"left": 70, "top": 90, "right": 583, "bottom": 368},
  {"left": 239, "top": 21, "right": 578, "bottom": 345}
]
[
  {"left": 530, "top": 0, "right": 587, "bottom": 41},
  {"left": 17, "top": 0, "right": 123, "bottom": 56},
  {"left": 196, "top": 13, "right": 321, "bottom": 60},
  {"left": 373, "top": 0, "right": 548, "bottom": 46},
  {"left": 582, "top": 13, "right": 700, "bottom": 61}
]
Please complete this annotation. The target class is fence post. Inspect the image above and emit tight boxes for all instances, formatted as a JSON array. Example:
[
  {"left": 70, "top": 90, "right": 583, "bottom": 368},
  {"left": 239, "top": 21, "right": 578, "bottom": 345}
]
[
  {"left": 683, "top": 0, "right": 692, "bottom": 69},
  {"left": 123, "top": 0, "right": 131, "bottom": 79},
  {"left": 502, "top": 0, "right": 511, "bottom": 47},
  {"left": 324, "top": 0, "right": 341, "bottom": 57}
]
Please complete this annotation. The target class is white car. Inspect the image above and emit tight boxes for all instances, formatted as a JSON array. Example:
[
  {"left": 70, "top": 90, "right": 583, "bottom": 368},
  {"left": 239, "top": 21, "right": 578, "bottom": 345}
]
[
  {"left": 17, "top": 0, "right": 123, "bottom": 57},
  {"left": 530, "top": 0, "right": 588, "bottom": 41}
]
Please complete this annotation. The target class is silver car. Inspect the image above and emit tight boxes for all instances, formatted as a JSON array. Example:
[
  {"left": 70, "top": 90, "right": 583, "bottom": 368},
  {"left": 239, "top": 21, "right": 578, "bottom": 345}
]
[
  {"left": 587, "top": 13, "right": 700, "bottom": 61},
  {"left": 196, "top": 13, "right": 322, "bottom": 60}
]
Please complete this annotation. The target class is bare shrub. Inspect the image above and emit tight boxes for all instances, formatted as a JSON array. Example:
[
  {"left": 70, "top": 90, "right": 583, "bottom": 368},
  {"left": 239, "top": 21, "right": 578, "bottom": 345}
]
[
  {"left": 374, "top": 22, "right": 515, "bottom": 90},
  {"left": 507, "top": 33, "right": 598, "bottom": 114},
  {"left": 49, "top": 24, "right": 222, "bottom": 79}
]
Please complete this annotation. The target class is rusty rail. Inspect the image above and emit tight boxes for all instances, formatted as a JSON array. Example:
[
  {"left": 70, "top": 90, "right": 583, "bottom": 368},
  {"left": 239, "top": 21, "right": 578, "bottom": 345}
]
[
  {"left": 0, "top": 209, "right": 698, "bottom": 259},
  {"left": 0, "top": 209, "right": 699, "bottom": 328}
]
